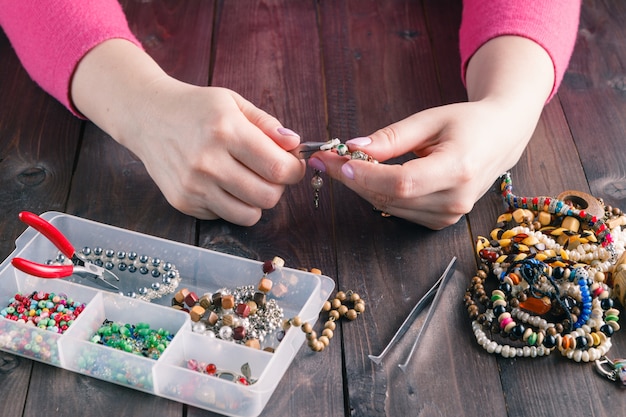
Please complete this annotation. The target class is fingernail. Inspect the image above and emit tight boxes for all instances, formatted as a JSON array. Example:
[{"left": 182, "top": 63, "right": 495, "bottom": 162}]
[
  {"left": 346, "top": 136, "right": 371, "bottom": 146},
  {"left": 277, "top": 127, "right": 300, "bottom": 138},
  {"left": 342, "top": 163, "right": 354, "bottom": 180},
  {"left": 309, "top": 157, "right": 326, "bottom": 172}
]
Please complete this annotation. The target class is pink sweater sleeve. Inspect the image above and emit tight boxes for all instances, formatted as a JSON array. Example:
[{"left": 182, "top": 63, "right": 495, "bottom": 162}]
[
  {"left": 459, "top": 0, "right": 581, "bottom": 101},
  {"left": 0, "top": 0, "right": 142, "bottom": 115}
]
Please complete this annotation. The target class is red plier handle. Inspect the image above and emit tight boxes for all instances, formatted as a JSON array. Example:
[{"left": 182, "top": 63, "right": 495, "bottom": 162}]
[{"left": 11, "top": 211, "right": 77, "bottom": 278}]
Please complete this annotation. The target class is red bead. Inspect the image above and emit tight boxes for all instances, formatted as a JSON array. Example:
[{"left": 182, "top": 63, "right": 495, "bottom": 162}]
[
  {"left": 238, "top": 377, "right": 249, "bottom": 385},
  {"left": 206, "top": 363, "right": 217, "bottom": 375},
  {"left": 479, "top": 249, "right": 498, "bottom": 262},
  {"left": 262, "top": 260, "right": 275, "bottom": 274},
  {"left": 233, "top": 325, "right": 247, "bottom": 340},
  {"left": 235, "top": 303, "right": 250, "bottom": 318},
  {"left": 184, "top": 291, "right": 199, "bottom": 308}
]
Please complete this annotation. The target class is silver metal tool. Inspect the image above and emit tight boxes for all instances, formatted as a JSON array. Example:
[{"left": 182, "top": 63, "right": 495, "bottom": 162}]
[
  {"left": 367, "top": 257, "right": 456, "bottom": 367},
  {"left": 289, "top": 141, "right": 330, "bottom": 160}
]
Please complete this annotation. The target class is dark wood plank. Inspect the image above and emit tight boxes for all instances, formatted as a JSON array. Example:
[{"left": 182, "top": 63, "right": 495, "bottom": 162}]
[
  {"left": 196, "top": 1, "right": 340, "bottom": 416},
  {"left": 0, "top": 25, "right": 82, "bottom": 417},
  {"left": 17, "top": 2, "right": 216, "bottom": 417},
  {"left": 0, "top": 353, "right": 32, "bottom": 416},
  {"left": 320, "top": 1, "right": 506, "bottom": 416}
]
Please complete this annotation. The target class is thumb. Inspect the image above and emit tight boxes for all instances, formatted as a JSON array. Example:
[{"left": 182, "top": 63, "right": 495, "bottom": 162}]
[{"left": 346, "top": 109, "right": 446, "bottom": 161}]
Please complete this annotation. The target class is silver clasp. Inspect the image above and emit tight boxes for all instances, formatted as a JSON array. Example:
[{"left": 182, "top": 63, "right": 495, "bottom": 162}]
[{"left": 595, "top": 357, "right": 626, "bottom": 386}]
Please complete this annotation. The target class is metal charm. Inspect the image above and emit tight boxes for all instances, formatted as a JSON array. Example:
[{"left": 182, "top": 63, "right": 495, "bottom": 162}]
[{"left": 595, "top": 357, "right": 626, "bottom": 386}]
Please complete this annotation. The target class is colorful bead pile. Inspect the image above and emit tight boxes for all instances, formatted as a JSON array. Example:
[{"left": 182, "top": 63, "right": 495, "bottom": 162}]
[
  {"left": 465, "top": 174, "right": 624, "bottom": 363},
  {"left": 186, "top": 359, "right": 254, "bottom": 385},
  {"left": 172, "top": 257, "right": 285, "bottom": 351},
  {"left": 90, "top": 319, "right": 173, "bottom": 360},
  {"left": 1, "top": 291, "right": 86, "bottom": 334}
]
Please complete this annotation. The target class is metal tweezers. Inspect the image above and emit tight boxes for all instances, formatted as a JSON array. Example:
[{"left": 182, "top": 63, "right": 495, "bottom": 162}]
[{"left": 368, "top": 257, "right": 456, "bottom": 371}]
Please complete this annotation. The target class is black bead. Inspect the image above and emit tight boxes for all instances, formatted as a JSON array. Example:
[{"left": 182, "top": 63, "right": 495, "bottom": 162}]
[
  {"left": 493, "top": 305, "right": 507, "bottom": 317},
  {"left": 498, "top": 282, "right": 512, "bottom": 294},
  {"left": 543, "top": 334, "right": 556, "bottom": 348},
  {"left": 600, "top": 298, "right": 614, "bottom": 310},
  {"left": 575, "top": 336, "right": 588, "bottom": 349},
  {"left": 552, "top": 266, "right": 565, "bottom": 280},
  {"left": 601, "top": 324, "right": 615, "bottom": 337},
  {"left": 510, "top": 324, "right": 526, "bottom": 339}
]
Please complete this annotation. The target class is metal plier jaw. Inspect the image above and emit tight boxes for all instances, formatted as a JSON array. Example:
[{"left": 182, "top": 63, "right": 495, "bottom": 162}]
[
  {"left": 10, "top": 211, "right": 120, "bottom": 290},
  {"left": 289, "top": 139, "right": 340, "bottom": 160}
]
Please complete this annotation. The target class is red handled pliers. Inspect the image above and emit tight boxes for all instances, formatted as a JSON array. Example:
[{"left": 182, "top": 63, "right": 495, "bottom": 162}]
[{"left": 11, "top": 211, "right": 120, "bottom": 290}]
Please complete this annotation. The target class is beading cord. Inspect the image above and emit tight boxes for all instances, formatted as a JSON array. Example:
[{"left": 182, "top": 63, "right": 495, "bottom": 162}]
[{"left": 465, "top": 174, "right": 625, "bottom": 374}]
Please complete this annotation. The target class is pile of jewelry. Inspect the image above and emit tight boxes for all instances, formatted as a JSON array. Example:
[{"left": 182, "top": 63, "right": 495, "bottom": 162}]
[
  {"left": 1, "top": 291, "right": 86, "bottom": 334},
  {"left": 465, "top": 173, "right": 625, "bottom": 374},
  {"left": 90, "top": 319, "right": 174, "bottom": 360},
  {"left": 47, "top": 247, "right": 181, "bottom": 302},
  {"left": 172, "top": 257, "right": 286, "bottom": 351}
]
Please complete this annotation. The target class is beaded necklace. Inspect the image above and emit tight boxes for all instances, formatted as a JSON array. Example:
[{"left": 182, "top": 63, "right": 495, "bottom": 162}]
[{"left": 466, "top": 173, "right": 625, "bottom": 384}]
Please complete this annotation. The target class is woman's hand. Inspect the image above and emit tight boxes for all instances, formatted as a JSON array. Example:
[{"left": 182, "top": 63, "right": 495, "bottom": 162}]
[
  {"left": 309, "top": 36, "right": 554, "bottom": 229},
  {"left": 72, "top": 39, "right": 305, "bottom": 226}
]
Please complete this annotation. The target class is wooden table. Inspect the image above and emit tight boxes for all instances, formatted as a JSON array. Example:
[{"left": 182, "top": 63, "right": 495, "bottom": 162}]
[{"left": 1, "top": 1, "right": 625, "bottom": 416}]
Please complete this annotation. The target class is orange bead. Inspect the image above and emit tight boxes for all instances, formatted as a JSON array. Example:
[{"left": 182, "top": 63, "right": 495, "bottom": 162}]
[
  {"left": 518, "top": 296, "right": 551, "bottom": 315},
  {"left": 258, "top": 277, "right": 273, "bottom": 293}
]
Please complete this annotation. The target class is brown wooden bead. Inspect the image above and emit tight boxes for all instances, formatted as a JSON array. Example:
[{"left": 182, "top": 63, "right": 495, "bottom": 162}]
[
  {"left": 350, "top": 292, "right": 361, "bottom": 303},
  {"left": 306, "top": 330, "right": 317, "bottom": 341},
  {"left": 189, "top": 305, "right": 205, "bottom": 322},
  {"left": 335, "top": 291, "right": 346, "bottom": 301},
  {"left": 318, "top": 335, "right": 330, "bottom": 347},
  {"left": 329, "top": 310, "right": 340, "bottom": 321},
  {"left": 245, "top": 339, "right": 261, "bottom": 349},
  {"left": 221, "top": 294, "right": 235, "bottom": 310},
  {"left": 291, "top": 316, "right": 302, "bottom": 327},
  {"left": 310, "top": 268, "right": 322, "bottom": 275},
  {"left": 199, "top": 294, "right": 212, "bottom": 309},
  {"left": 258, "top": 277, "right": 273, "bottom": 293},
  {"left": 246, "top": 300, "right": 258, "bottom": 315},
  {"left": 337, "top": 305, "right": 348, "bottom": 316},
  {"left": 324, "top": 321, "right": 336, "bottom": 331},
  {"left": 222, "top": 314, "right": 234, "bottom": 326},
  {"left": 331, "top": 298, "right": 342, "bottom": 309},
  {"left": 345, "top": 309, "right": 358, "bottom": 320},
  {"left": 354, "top": 302, "right": 365, "bottom": 313},
  {"left": 322, "top": 328, "right": 333, "bottom": 339},
  {"left": 302, "top": 322, "right": 313, "bottom": 334},
  {"left": 174, "top": 288, "right": 190, "bottom": 304},
  {"left": 322, "top": 301, "right": 331, "bottom": 312},
  {"left": 206, "top": 311, "right": 219, "bottom": 325}
]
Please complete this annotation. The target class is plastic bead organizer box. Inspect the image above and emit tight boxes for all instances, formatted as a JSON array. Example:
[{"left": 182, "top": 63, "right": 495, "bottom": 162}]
[{"left": 0, "top": 212, "right": 334, "bottom": 417}]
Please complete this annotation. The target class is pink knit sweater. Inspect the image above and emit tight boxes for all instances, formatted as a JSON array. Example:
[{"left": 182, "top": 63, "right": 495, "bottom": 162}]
[{"left": 0, "top": 0, "right": 580, "bottom": 113}]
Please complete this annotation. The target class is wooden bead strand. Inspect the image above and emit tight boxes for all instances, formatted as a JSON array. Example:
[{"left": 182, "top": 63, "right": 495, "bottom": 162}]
[{"left": 285, "top": 278, "right": 365, "bottom": 352}]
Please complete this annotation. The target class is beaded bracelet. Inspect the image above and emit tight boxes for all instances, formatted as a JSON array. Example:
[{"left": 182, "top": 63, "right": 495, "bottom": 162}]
[
  {"left": 465, "top": 174, "right": 624, "bottom": 377},
  {"left": 47, "top": 247, "right": 181, "bottom": 302},
  {"left": 284, "top": 287, "right": 366, "bottom": 352},
  {"left": 311, "top": 138, "right": 378, "bottom": 208}
]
